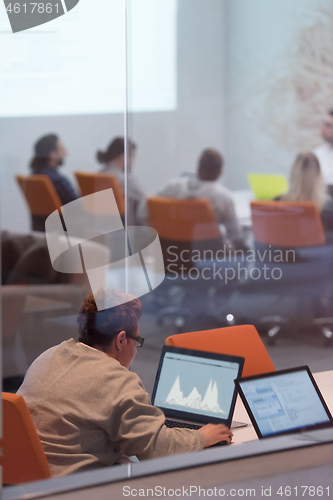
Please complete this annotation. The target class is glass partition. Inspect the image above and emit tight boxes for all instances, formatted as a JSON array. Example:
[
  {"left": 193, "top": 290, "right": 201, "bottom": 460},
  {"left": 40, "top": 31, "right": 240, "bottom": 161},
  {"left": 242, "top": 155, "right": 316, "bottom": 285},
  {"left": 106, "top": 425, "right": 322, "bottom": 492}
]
[
  {"left": 127, "top": 0, "right": 333, "bottom": 393},
  {"left": 1, "top": 0, "right": 333, "bottom": 494}
]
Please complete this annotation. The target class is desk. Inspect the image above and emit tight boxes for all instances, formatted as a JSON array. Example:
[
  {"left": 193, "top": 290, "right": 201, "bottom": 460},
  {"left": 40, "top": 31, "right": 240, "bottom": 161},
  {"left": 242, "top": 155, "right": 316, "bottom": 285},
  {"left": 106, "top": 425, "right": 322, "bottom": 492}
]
[{"left": 232, "top": 370, "right": 333, "bottom": 445}]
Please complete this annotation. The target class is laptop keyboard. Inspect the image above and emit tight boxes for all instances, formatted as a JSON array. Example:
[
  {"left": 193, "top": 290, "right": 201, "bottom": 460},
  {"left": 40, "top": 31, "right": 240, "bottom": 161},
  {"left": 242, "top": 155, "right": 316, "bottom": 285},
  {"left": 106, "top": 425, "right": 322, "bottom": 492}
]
[
  {"left": 165, "top": 419, "right": 202, "bottom": 430},
  {"left": 165, "top": 419, "right": 229, "bottom": 446}
]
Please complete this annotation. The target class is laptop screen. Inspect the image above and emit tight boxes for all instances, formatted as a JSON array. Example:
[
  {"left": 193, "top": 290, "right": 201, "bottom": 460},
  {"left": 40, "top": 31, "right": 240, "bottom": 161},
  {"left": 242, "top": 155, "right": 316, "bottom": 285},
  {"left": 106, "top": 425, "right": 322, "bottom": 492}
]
[
  {"left": 236, "top": 367, "right": 332, "bottom": 438},
  {"left": 152, "top": 347, "right": 244, "bottom": 426}
]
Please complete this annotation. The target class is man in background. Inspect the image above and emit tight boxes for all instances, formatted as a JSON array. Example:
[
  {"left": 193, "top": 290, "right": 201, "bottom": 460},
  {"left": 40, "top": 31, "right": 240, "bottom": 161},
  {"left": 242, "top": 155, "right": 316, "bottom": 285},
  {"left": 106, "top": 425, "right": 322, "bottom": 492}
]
[
  {"left": 30, "top": 134, "right": 78, "bottom": 231},
  {"left": 314, "top": 109, "right": 333, "bottom": 196},
  {"left": 139, "top": 149, "right": 244, "bottom": 249}
]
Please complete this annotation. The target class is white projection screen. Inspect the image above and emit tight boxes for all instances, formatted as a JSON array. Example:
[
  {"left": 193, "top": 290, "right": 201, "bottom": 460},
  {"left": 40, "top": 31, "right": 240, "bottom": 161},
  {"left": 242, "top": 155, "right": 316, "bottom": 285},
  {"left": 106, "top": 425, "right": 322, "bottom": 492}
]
[{"left": 0, "top": 0, "right": 177, "bottom": 117}]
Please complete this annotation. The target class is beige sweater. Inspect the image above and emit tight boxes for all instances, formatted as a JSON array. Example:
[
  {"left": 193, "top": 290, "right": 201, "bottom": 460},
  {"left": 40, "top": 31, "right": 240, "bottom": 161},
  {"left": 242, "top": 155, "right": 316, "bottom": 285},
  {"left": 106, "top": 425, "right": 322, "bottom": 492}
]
[{"left": 17, "top": 339, "right": 204, "bottom": 477}]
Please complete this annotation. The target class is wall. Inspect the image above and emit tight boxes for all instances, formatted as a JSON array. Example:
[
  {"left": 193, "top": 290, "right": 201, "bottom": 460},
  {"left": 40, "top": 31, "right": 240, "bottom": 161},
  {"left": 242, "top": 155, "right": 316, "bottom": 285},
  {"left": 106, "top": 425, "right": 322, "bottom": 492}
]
[
  {"left": 0, "top": 0, "right": 227, "bottom": 232},
  {"left": 2, "top": 0, "right": 331, "bottom": 231},
  {"left": 224, "top": 0, "right": 333, "bottom": 189}
]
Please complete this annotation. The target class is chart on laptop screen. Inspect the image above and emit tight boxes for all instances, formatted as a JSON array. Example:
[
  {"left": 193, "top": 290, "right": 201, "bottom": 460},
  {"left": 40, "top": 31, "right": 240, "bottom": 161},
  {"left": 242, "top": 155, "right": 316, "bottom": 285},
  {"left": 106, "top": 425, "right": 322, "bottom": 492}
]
[
  {"left": 239, "top": 370, "right": 331, "bottom": 437},
  {"left": 154, "top": 352, "right": 240, "bottom": 419}
]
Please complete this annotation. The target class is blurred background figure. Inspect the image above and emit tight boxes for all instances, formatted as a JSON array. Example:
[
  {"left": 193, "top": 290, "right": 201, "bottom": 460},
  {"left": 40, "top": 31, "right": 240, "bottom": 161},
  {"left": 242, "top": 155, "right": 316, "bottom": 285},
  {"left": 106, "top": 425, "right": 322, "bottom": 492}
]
[
  {"left": 139, "top": 149, "right": 245, "bottom": 249},
  {"left": 314, "top": 109, "right": 333, "bottom": 196},
  {"left": 97, "top": 137, "right": 145, "bottom": 224},
  {"left": 30, "top": 134, "right": 78, "bottom": 231},
  {"left": 277, "top": 151, "right": 333, "bottom": 234}
]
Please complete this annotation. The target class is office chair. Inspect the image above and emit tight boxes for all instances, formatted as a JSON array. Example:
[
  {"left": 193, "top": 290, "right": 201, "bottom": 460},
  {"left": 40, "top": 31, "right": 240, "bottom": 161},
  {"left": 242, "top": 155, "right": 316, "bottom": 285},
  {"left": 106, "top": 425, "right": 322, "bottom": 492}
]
[
  {"left": 148, "top": 196, "right": 222, "bottom": 269},
  {"left": 1, "top": 392, "right": 51, "bottom": 484},
  {"left": 16, "top": 175, "right": 62, "bottom": 232},
  {"left": 75, "top": 171, "right": 125, "bottom": 217},
  {"left": 250, "top": 200, "right": 333, "bottom": 344},
  {"left": 251, "top": 200, "right": 326, "bottom": 247},
  {"left": 147, "top": 197, "right": 242, "bottom": 331},
  {"left": 165, "top": 324, "right": 275, "bottom": 377}
]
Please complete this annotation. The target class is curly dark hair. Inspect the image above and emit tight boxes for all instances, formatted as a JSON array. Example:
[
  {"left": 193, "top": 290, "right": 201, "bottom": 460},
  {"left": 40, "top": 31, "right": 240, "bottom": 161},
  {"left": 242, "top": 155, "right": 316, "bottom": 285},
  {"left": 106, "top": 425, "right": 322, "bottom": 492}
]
[{"left": 77, "top": 290, "right": 142, "bottom": 351}]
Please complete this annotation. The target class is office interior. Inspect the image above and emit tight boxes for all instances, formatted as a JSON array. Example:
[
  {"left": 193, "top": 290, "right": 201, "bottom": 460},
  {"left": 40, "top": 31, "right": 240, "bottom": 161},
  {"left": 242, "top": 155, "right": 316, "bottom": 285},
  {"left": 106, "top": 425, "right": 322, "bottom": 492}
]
[{"left": 1, "top": 0, "right": 333, "bottom": 498}]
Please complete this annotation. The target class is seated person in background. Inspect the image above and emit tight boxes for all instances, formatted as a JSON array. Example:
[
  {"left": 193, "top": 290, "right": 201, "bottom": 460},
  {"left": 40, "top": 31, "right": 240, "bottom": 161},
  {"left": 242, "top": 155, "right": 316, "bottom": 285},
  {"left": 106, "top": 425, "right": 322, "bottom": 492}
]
[
  {"left": 30, "top": 134, "right": 78, "bottom": 231},
  {"left": 97, "top": 137, "right": 145, "bottom": 224},
  {"left": 314, "top": 109, "right": 333, "bottom": 197},
  {"left": 139, "top": 149, "right": 245, "bottom": 248},
  {"left": 17, "top": 290, "right": 232, "bottom": 478},
  {"left": 277, "top": 151, "right": 333, "bottom": 232}
]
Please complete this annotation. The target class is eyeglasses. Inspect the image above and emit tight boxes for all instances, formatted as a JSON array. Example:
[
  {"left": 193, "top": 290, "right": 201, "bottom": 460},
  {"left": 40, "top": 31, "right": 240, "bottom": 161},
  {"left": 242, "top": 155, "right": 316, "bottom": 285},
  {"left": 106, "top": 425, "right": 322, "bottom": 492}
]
[{"left": 127, "top": 334, "right": 145, "bottom": 348}]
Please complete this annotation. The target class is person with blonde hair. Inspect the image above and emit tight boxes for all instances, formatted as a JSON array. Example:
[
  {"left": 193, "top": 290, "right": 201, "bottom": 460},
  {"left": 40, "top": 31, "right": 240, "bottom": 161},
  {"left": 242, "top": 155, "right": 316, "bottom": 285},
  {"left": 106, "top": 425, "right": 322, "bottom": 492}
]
[
  {"left": 314, "top": 109, "right": 333, "bottom": 193},
  {"left": 278, "top": 151, "right": 333, "bottom": 232}
]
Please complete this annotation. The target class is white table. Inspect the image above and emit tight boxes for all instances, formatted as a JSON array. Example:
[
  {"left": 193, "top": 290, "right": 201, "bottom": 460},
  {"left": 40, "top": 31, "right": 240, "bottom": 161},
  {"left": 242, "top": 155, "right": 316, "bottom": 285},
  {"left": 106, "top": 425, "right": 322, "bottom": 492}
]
[
  {"left": 231, "top": 370, "right": 333, "bottom": 445},
  {"left": 230, "top": 189, "right": 253, "bottom": 227}
]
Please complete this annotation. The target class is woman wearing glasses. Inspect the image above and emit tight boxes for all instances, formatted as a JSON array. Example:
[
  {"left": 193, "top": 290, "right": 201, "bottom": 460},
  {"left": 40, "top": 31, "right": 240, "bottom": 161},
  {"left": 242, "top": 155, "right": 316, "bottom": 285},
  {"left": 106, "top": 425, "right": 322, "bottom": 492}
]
[{"left": 17, "top": 289, "right": 232, "bottom": 478}]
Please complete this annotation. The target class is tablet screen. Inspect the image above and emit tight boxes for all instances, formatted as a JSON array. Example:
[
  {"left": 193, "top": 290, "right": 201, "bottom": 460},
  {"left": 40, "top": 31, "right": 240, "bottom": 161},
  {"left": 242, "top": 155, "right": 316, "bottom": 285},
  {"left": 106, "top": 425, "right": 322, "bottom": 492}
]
[{"left": 237, "top": 368, "right": 331, "bottom": 438}]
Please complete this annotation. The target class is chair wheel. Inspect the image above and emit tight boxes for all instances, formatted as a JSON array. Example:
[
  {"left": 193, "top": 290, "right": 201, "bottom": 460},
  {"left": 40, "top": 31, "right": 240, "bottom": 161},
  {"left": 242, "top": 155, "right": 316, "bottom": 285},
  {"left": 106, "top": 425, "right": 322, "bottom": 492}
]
[{"left": 264, "top": 325, "right": 281, "bottom": 345}]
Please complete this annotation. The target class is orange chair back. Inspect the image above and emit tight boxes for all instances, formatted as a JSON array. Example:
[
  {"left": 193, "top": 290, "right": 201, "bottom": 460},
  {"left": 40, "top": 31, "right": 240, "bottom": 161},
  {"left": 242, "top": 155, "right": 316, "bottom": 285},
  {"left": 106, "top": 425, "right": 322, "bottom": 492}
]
[
  {"left": 1, "top": 393, "right": 51, "bottom": 484},
  {"left": 16, "top": 175, "right": 62, "bottom": 217},
  {"left": 165, "top": 325, "right": 275, "bottom": 378},
  {"left": 75, "top": 171, "right": 125, "bottom": 216},
  {"left": 147, "top": 197, "right": 221, "bottom": 241},
  {"left": 251, "top": 201, "right": 326, "bottom": 247}
]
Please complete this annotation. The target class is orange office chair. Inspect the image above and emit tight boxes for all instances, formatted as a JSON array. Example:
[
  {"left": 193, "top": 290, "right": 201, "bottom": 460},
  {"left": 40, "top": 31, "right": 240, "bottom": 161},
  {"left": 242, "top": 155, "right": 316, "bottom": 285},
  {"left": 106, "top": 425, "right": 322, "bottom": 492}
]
[
  {"left": 165, "top": 325, "right": 275, "bottom": 378},
  {"left": 75, "top": 171, "right": 125, "bottom": 217},
  {"left": 147, "top": 197, "right": 248, "bottom": 331},
  {"left": 148, "top": 196, "right": 221, "bottom": 241},
  {"left": 148, "top": 197, "right": 222, "bottom": 269},
  {"left": 146, "top": 197, "right": 227, "bottom": 330},
  {"left": 16, "top": 174, "right": 62, "bottom": 217},
  {"left": 1, "top": 392, "right": 51, "bottom": 484},
  {"left": 251, "top": 200, "right": 326, "bottom": 247},
  {"left": 250, "top": 201, "right": 333, "bottom": 344}
]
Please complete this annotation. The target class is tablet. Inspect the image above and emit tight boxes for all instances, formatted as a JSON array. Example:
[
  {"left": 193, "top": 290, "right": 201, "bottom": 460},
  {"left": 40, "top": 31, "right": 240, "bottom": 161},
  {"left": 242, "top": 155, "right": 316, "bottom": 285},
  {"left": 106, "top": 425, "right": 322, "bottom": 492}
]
[{"left": 235, "top": 366, "right": 333, "bottom": 439}]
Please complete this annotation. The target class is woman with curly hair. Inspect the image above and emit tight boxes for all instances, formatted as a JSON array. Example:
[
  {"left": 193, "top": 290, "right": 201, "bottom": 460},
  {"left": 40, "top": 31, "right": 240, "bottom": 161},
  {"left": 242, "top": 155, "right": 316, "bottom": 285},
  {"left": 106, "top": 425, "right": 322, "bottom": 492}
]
[{"left": 17, "top": 290, "right": 232, "bottom": 477}]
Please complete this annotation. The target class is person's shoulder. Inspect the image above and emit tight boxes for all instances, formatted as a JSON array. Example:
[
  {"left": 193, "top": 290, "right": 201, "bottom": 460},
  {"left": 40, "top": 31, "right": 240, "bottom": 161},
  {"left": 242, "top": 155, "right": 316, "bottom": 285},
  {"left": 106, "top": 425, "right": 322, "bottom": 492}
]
[
  {"left": 71, "top": 343, "right": 145, "bottom": 390},
  {"left": 100, "top": 357, "right": 145, "bottom": 395},
  {"left": 22, "top": 340, "right": 72, "bottom": 374},
  {"left": 156, "top": 176, "right": 186, "bottom": 196},
  {"left": 165, "top": 177, "right": 186, "bottom": 187},
  {"left": 212, "top": 181, "right": 233, "bottom": 198}
]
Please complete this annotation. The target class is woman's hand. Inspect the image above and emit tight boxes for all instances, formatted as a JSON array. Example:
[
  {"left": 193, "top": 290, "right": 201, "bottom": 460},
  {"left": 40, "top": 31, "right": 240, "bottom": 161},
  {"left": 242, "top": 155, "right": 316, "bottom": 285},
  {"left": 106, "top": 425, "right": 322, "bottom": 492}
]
[{"left": 198, "top": 424, "right": 233, "bottom": 447}]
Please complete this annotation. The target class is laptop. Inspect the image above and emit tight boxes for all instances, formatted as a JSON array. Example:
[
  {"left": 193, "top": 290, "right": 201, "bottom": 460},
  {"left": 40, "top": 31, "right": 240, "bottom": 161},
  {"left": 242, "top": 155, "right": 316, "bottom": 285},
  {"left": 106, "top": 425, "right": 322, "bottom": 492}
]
[
  {"left": 151, "top": 346, "right": 245, "bottom": 432},
  {"left": 235, "top": 366, "right": 333, "bottom": 439},
  {"left": 247, "top": 173, "right": 288, "bottom": 200}
]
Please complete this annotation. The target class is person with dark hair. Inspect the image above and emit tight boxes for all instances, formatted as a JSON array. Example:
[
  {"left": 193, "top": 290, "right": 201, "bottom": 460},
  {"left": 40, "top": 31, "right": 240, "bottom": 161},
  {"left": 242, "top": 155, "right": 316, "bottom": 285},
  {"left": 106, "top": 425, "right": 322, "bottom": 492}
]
[
  {"left": 97, "top": 137, "right": 145, "bottom": 224},
  {"left": 30, "top": 134, "right": 78, "bottom": 231},
  {"left": 138, "top": 149, "right": 243, "bottom": 245},
  {"left": 314, "top": 109, "right": 333, "bottom": 196},
  {"left": 17, "top": 289, "right": 232, "bottom": 477}
]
